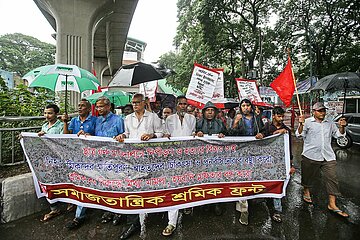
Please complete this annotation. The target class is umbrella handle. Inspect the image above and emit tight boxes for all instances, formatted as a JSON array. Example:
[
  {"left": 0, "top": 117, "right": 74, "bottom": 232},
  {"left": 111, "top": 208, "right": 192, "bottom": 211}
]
[{"left": 65, "top": 75, "right": 68, "bottom": 114}]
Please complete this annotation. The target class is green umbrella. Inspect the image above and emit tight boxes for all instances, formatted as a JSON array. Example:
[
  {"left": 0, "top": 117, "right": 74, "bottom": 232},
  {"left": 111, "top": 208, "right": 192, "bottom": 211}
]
[
  {"left": 86, "top": 91, "right": 132, "bottom": 106},
  {"left": 22, "top": 65, "right": 52, "bottom": 85},
  {"left": 25, "top": 64, "right": 100, "bottom": 113}
]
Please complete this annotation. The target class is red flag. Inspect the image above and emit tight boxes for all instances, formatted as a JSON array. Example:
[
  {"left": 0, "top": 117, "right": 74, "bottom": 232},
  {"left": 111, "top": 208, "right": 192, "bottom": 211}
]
[{"left": 270, "top": 57, "right": 295, "bottom": 107}]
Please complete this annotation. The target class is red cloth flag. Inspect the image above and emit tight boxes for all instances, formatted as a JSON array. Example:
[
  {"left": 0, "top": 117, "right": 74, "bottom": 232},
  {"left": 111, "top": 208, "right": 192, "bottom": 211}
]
[{"left": 270, "top": 57, "right": 295, "bottom": 107}]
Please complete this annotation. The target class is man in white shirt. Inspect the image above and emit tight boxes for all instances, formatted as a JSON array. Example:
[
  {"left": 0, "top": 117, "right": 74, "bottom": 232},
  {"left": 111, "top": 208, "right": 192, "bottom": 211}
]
[
  {"left": 116, "top": 93, "right": 163, "bottom": 239},
  {"left": 296, "top": 102, "right": 349, "bottom": 218},
  {"left": 162, "top": 96, "right": 196, "bottom": 236}
]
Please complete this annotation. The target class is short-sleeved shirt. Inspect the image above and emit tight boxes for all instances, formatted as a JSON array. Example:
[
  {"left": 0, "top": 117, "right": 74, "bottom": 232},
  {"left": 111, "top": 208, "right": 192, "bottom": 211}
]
[
  {"left": 68, "top": 114, "right": 97, "bottom": 135},
  {"left": 41, "top": 120, "right": 64, "bottom": 134},
  {"left": 124, "top": 110, "right": 163, "bottom": 139},
  {"left": 95, "top": 112, "right": 124, "bottom": 137}
]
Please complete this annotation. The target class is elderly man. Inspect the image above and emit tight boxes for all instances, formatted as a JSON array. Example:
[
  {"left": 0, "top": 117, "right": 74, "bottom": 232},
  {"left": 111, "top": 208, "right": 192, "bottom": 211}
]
[
  {"left": 228, "top": 98, "right": 265, "bottom": 226},
  {"left": 117, "top": 93, "right": 163, "bottom": 239},
  {"left": 296, "top": 102, "right": 349, "bottom": 218},
  {"left": 195, "top": 101, "right": 226, "bottom": 216},
  {"left": 63, "top": 99, "right": 97, "bottom": 229},
  {"left": 195, "top": 101, "right": 227, "bottom": 137},
  {"left": 162, "top": 96, "right": 196, "bottom": 236}
]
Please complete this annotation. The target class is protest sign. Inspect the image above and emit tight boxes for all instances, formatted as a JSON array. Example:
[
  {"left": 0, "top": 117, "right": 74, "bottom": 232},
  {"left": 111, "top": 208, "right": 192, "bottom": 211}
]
[
  {"left": 139, "top": 81, "right": 158, "bottom": 102},
  {"left": 186, "top": 63, "right": 219, "bottom": 106},
  {"left": 235, "top": 78, "right": 263, "bottom": 103},
  {"left": 212, "top": 68, "right": 224, "bottom": 101},
  {"left": 21, "top": 133, "right": 290, "bottom": 214}
]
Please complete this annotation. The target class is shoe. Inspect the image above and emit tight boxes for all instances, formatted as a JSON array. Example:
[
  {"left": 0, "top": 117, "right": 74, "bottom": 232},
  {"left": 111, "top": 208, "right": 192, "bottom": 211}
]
[
  {"left": 66, "top": 217, "right": 85, "bottom": 230},
  {"left": 214, "top": 204, "right": 223, "bottom": 216},
  {"left": 112, "top": 214, "right": 121, "bottom": 226},
  {"left": 303, "top": 195, "right": 313, "bottom": 204},
  {"left": 239, "top": 211, "right": 249, "bottom": 225},
  {"left": 272, "top": 212, "right": 282, "bottom": 223},
  {"left": 40, "top": 209, "right": 61, "bottom": 222},
  {"left": 101, "top": 211, "right": 113, "bottom": 224},
  {"left": 162, "top": 224, "right": 176, "bottom": 236},
  {"left": 119, "top": 224, "right": 140, "bottom": 239},
  {"left": 327, "top": 206, "right": 349, "bottom": 218},
  {"left": 183, "top": 208, "right": 193, "bottom": 215}
]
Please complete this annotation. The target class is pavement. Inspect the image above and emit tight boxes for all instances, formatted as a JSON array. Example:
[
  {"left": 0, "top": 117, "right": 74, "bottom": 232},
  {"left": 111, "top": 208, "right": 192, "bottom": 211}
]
[{"left": 0, "top": 137, "right": 359, "bottom": 240}]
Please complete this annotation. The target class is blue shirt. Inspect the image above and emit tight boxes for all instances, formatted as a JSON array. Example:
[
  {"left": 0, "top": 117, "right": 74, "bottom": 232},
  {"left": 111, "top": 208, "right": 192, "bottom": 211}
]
[
  {"left": 68, "top": 114, "right": 97, "bottom": 135},
  {"left": 95, "top": 112, "right": 125, "bottom": 137},
  {"left": 243, "top": 115, "right": 254, "bottom": 136}
]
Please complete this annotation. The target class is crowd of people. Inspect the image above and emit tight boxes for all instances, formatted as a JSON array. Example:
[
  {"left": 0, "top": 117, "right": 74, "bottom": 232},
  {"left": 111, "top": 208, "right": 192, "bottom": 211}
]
[{"left": 35, "top": 94, "right": 349, "bottom": 239}]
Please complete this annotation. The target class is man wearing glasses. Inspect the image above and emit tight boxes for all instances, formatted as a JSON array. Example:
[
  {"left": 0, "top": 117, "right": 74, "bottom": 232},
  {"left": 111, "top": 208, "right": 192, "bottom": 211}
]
[
  {"left": 296, "top": 102, "right": 349, "bottom": 218},
  {"left": 116, "top": 93, "right": 163, "bottom": 239}
]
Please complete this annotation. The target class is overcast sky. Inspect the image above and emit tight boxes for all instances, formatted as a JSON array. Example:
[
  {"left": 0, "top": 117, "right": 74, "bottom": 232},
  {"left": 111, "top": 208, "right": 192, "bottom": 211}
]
[{"left": 0, "top": 0, "right": 178, "bottom": 63}]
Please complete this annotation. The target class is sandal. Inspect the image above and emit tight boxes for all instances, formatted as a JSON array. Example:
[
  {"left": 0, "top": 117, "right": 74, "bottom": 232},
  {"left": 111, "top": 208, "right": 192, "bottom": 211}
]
[
  {"left": 66, "top": 204, "right": 75, "bottom": 212},
  {"left": 101, "top": 211, "right": 114, "bottom": 224},
  {"left": 162, "top": 224, "right": 176, "bottom": 236},
  {"left": 66, "top": 217, "right": 85, "bottom": 230},
  {"left": 327, "top": 206, "right": 349, "bottom": 218},
  {"left": 40, "top": 209, "right": 61, "bottom": 222},
  {"left": 272, "top": 212, "right": 282, "bottom": 223},
  {"left": 303, "top": 195, "right": 313, "bottom": 204}
]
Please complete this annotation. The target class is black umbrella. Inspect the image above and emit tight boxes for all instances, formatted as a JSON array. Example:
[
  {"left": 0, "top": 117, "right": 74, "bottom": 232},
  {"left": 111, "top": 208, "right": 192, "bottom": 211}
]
[
  {"left": 310, "top": 72, "right": 360, "bottom": 114},
  {"left": 108, "top": 62, "right": 164, "bottom": 87}
]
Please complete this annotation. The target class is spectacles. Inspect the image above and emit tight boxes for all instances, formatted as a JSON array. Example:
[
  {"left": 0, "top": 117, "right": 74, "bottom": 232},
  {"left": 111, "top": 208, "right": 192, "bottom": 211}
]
[
  {"left": 178, "top": 103, "right": 187, "bottom": 105},
  {"left": 315, "top": 109, "right": 326, "bottom": 112},
  {"left": 131, "top": 101, "right": 143, "bottom": 105},
  {"left": 95, "top": 105, "right": 106, "bottom": 109}
]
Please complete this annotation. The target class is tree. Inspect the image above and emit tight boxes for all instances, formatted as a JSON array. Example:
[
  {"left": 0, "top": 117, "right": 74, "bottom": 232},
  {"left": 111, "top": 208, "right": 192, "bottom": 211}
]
[
  {"left": 275, "top": 0, "right": 360, "bottom": 79},
  {"left": 0, "top": 33, "right": 55, "bottom": 76}
]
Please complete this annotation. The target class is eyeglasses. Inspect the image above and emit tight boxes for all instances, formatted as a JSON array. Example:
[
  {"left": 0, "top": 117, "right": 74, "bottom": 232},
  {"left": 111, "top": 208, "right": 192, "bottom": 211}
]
[
  {"left": 95, "top": 105, "right": 106, "bottom": 110},
  {"left": 131, "top": 101, "right": 143, "bottom": 105},
  {"left": 178, "top": 103, "right": 187, "bottom": 106},
  {"left": 315, "top": 109, "right": 326, "bottom": 112}
]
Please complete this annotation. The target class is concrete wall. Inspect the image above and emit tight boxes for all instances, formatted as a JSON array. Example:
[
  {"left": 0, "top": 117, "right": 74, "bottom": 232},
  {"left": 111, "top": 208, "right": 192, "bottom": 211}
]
[{"left": 1, "top": 173, "right": 48, "bottom": 223}]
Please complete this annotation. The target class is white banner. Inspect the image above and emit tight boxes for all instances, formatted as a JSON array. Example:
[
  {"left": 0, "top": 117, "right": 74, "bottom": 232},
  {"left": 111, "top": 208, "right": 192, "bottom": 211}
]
[
  {"left": 186, "top": 63, "right": 219, "bottom": 104},
  {"left": 139, "top": 81, "right": 158, "bottom": 102},
  {"left": 236, "top": 78, "right": 262, "bottom": 102},
  {"left": 212, "top": 69, "right": 225, "bottom": 101}
]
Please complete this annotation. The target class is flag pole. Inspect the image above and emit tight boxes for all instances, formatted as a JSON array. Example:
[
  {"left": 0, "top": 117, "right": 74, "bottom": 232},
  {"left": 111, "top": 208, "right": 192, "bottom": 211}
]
[{"left": 287, "top": 49, "right": 303, "bottom": 116}]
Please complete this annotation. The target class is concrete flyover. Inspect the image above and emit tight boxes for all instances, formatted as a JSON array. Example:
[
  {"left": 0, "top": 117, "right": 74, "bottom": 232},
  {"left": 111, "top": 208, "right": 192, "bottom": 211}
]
[{"left": 33, "top": 0, "right": 138, "bottom": 105}]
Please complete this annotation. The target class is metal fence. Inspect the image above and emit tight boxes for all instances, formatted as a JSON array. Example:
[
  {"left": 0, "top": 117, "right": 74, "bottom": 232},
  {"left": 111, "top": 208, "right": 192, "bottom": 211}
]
[{"left": 0, "top": 116, "right": 44, "bottom": 166}]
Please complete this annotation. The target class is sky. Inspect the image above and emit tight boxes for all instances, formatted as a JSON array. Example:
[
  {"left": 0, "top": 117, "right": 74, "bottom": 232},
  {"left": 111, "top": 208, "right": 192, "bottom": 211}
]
[{"left": 0, "top": 0, "right": 178, "bottom": 63}]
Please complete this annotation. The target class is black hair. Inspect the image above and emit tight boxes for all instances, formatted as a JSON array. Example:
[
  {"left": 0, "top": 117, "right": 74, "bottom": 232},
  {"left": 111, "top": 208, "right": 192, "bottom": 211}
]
[
  {"left": 45, "top": 104, "right": 60, "bottom": 114},
  {"left": 239, "top": 99, "right": 254, "bottom": 114},
  {"left": 176, "top": 95, "right": 187, "bottom": 104},
  {"left": 272, "top": 106, "right": 285, "bottom": 115},
  {"left": 80, "top": 98, "right": 91, "bottom": 108}
]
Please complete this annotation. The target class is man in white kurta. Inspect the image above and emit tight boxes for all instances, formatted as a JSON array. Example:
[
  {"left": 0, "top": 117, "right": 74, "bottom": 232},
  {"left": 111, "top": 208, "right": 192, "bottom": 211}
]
[
  {"left": 162, "top": 96, "right": 196, "bottom": 236},
  {"left": 116, "top": 93, "right": 163, "bottom": 239}
]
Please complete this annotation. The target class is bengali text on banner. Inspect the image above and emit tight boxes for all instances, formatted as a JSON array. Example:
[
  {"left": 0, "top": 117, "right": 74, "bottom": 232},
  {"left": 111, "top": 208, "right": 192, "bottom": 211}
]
[{"left": 20, "top": 133, "right": 291, "bottom": 214}]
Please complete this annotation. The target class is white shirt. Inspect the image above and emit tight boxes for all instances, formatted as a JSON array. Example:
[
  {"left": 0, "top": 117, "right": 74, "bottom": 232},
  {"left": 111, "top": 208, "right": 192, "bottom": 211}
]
[
  {"left": 295, "top": 116, "right": 345, "bottom": 161},
  {"left": 124, "top": 110, "right": 163, "bottom": 139},
  {"left": 165, "top": 113, "right": 196, "bottom": 137}
]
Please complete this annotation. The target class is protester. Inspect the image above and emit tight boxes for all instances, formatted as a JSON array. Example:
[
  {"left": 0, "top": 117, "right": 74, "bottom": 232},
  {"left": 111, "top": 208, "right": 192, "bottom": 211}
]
[
  {"left": 195, "top": 101, "right": 227, "bottom": 138},
  {"left": 162, "top": 96, "right": 196, "bottom": 236},
  {"left": 195, "top": 101, "right": 226, "bottom": 216},
  {"left": 226, "top": 108, "right": 236, "bottom": 129},
  {"left": 255, "top": 106, "right": 270, "bottom": 125},
  {"left": 38, "top": 104, "right": 64, "bottom": 222},
  {"left": 116, "top": 93, "right": 163, "bottom": 239},
  {"left": 228, "top": 99, "right": 265, "bottom": 225},
  {"left": 262, "top": 106, "right": 295, "bottom": 223},
  {"left": 92, "top": 96, "right": 125, "bottom": 226},
  {"left": 162, "top": 107, "right": 173, "bottom": 121},
  {"left": 151, "top": 94, "right": 162, "bottom": 118},
  {"left": 186, "top": 105, "right": 196, "bottom": 116},
  {"left": 296, "top": 102, "right": 349, "bottom": 218},
  {"left": 62, "top": 99, "right": 97, "bottom": 229},
  {"left": 121, "top": 104, "right": 134, "bottom": 117},
  {"left": 217, "top": 109, "right": 227, "bottom": 126}
]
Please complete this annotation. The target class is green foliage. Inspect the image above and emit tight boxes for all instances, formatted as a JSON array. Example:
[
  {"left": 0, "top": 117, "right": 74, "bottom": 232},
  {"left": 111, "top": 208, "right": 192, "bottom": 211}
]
[
  {"left": 159, "top": 0, "right": 360, "bottom": 94},
  {"left": 0, "top": 33, "right": 55, "bottom": 76}
]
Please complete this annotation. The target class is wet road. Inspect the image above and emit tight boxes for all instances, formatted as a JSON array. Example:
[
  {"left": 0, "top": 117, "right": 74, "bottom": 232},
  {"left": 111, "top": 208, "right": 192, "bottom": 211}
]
[{"left": 1, "top": 137, "right": 359, "bottom": 240}]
